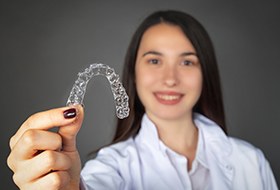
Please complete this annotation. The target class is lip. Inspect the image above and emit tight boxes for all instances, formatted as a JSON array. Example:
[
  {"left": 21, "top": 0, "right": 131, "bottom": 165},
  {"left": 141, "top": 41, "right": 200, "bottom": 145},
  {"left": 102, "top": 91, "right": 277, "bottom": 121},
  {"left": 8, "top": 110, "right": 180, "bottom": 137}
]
[{"left": 154, "top": 91, "right": 184, "bottom": 105}]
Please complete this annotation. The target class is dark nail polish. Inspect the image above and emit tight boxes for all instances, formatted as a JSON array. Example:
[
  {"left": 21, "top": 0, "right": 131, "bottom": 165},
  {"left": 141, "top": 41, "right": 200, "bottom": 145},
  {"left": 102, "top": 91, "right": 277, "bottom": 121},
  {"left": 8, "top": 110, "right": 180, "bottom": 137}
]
[{"left": 63, "top": 108, "right": 76, "bottom": 119}]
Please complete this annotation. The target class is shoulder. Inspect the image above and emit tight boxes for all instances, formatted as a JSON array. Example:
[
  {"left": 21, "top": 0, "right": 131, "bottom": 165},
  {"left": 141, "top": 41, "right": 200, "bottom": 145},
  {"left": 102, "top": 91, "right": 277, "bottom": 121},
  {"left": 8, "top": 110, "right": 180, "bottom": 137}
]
[
  {"left": 227, "top": 137, "right": 267, "bottom": 167},
  {"left": 81, "top": 138, "right": 139, "bottom": 189},
  {"left": 81, "top": 137, "right": 139, "bottom": 181},
  {"left": 86, "top": 137, "right": 139, "bottom": 171},
  {"left": 229, "top": 137, "right": 260, "bottom": 154},
  {"left": 227, "top": 137, "right": 278, "bottom": 189},
  {"left": 97, "top": 137, "right": 138, "bottom": 158},
  {"left": 194, "top": 113, "right": 265, "bottom": 161}
]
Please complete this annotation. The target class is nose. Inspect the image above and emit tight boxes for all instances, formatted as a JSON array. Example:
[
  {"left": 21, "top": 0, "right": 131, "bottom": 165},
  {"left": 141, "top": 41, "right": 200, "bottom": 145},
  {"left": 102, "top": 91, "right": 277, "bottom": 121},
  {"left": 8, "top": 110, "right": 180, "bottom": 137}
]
[{"left": 163, "top": 66, "right": 179, "bottom": 87}]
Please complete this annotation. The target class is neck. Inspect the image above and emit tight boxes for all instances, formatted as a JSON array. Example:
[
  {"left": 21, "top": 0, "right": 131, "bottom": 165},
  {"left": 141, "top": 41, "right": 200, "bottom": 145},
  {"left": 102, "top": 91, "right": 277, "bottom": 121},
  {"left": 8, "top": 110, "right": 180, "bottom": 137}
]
[{"left": 148, "top": 113, "right": 198, "bottom": 170}]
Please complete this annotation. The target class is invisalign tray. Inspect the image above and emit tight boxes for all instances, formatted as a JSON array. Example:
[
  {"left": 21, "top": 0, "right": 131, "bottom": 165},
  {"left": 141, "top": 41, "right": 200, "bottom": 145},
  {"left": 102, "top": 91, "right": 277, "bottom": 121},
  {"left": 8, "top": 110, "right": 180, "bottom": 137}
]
[{"left": 66, "top": 63, "right": 130, "bottom": 119}]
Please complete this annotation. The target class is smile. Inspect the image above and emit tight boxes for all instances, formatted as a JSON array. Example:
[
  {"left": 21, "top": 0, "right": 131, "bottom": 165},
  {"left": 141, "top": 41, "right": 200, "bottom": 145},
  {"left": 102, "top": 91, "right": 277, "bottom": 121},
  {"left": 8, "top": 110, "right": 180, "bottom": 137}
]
[
  {"left": 154, "top": 92, "right": 183, "bottom": 105},
  {"left": 157, "top": 94, "right": 181, "bottom": 100}
]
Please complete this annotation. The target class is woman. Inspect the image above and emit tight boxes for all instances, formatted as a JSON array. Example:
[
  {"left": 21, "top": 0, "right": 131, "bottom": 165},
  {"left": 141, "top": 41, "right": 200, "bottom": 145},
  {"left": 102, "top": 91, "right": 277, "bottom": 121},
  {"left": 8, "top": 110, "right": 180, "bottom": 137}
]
[{"left": 7, "top": 10, "right": 278, "bottom": 190}]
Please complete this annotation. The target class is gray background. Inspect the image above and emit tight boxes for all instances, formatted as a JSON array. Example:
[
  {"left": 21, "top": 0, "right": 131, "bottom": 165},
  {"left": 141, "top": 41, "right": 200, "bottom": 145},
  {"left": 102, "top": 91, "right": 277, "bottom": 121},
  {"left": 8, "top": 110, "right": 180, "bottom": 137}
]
[{"left": 1, "top": 0, "right": 279, "bottom": 189}]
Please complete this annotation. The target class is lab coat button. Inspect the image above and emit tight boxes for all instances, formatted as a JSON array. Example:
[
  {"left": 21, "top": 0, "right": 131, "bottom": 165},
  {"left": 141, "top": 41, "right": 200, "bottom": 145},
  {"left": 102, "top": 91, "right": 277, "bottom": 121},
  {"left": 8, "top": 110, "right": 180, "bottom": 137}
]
[{"left": 226, "top": 165, "right": 233, "bottom": 170}]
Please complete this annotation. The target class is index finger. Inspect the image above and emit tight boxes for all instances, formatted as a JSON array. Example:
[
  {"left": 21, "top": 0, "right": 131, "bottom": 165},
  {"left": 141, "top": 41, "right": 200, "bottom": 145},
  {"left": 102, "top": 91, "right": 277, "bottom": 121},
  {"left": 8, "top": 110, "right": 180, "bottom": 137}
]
[{"left": 10, "top": 106, "right": 81, "bottom": 150}]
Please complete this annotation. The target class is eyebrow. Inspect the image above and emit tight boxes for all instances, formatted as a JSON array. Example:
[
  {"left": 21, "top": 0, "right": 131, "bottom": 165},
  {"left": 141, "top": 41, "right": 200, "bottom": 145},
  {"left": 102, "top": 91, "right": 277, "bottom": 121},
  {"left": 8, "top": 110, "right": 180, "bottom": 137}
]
[
  {"left": 142, "top": 51, "right": 162, "bottom": 57},
  {"left": 180, "top": 52, "right": 197, "bottom": 57},
  {"left": 142, "top": 51, "right": 197, "bottom": 57}
]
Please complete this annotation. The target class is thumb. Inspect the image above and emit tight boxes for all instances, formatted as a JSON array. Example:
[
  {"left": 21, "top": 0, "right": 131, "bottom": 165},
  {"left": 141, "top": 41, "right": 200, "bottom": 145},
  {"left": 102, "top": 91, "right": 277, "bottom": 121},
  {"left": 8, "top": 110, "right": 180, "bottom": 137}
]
[{"left": 58, "top": 105, "right": 84, "bottom": 152}]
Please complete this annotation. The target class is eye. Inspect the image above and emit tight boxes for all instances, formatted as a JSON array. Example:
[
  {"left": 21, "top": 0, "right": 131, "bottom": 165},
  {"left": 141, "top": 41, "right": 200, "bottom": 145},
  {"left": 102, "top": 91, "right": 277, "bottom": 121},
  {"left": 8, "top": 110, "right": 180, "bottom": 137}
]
[
  {"left": 148, "top": 59, "right": 160, "bottom": 65},
  {"left": 182, "top": 60, "right": 193, "bottom": 66}
]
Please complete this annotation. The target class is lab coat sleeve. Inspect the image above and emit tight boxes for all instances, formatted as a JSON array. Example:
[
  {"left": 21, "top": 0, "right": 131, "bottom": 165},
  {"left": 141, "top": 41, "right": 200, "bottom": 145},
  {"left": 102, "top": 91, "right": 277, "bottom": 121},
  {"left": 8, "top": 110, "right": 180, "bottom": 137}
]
[
  {"left": 80, "top": 149, "right": 125, "bottom": 190},
  {"left": 257, "top": 149, "right": 279, "bottom": 190}
]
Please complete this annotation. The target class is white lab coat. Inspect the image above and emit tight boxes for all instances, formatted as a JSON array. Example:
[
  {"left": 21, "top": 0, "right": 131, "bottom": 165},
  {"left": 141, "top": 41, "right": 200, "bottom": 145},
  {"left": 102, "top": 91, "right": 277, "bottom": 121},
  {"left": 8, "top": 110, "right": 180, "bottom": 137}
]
[{"left": 81, "top": 113, "right": 278, "bottom": 190}]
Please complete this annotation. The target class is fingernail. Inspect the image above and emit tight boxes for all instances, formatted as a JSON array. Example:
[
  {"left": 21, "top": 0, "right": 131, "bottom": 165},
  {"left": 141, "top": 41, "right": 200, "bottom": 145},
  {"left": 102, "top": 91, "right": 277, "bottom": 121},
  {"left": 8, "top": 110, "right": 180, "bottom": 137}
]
[{"left": 63, "top": 108, "right": 77, "bottom": 119}]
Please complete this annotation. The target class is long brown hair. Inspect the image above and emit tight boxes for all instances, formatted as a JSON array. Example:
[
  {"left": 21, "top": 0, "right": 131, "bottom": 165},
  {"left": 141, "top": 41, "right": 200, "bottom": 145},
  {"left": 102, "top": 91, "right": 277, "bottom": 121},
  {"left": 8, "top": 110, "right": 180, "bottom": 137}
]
[{"left": 112, "top": 10, "right": 227, "bottom": 144}]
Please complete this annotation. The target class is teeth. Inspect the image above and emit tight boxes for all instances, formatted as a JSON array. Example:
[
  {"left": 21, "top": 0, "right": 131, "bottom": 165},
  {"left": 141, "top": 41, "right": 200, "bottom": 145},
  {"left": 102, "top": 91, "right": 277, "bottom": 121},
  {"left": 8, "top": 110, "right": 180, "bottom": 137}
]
[{"left": 158, "top": 94, "right": 180, "bottom": 100}]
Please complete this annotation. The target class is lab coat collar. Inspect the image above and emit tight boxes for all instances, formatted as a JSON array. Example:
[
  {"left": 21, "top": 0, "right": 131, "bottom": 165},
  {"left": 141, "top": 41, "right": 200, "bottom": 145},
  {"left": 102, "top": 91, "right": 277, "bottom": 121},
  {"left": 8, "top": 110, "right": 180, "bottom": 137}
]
[
  {"left": 138, "top": 113, "right": 209, "bottom": 170},
  {"left": 138, "top": 113, "right": 235, "bottom": 189},
  {"left": 193, "top": 113, "right": 234, "bottom": 189},
  {"left": 139, "top": 113, "right": 233, "bottom": 156},
  {"left": 193, "top": 113, "right": 232, "bottom": 157}
]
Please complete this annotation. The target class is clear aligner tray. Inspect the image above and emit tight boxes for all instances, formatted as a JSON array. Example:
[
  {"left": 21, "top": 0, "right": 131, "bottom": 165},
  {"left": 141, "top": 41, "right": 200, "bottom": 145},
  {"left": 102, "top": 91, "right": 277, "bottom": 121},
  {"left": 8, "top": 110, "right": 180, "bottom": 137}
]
[{"left": 66, "top": 63, "right": 130, "bottom": 119}]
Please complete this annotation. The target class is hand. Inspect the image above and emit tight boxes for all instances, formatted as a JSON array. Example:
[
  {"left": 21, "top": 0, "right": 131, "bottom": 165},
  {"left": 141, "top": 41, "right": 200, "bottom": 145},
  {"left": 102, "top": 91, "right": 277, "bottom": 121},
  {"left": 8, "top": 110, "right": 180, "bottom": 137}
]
[{"left": 7, "top": 106, "right": 84, "bottom": 190}]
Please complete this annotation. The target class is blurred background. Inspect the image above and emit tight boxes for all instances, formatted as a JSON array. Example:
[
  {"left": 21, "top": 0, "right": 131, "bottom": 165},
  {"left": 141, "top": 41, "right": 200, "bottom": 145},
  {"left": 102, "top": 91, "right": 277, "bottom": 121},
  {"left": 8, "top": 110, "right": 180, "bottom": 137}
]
[{"left": 1, "top": 0, "right": 279, "bottom": 189}]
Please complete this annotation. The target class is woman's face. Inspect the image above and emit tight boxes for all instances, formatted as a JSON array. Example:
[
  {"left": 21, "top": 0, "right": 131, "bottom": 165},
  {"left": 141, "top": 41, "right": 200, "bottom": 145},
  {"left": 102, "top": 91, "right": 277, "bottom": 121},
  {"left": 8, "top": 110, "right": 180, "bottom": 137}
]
[{"left": 135, "top": 23, "right": 202, "bottom": 122}]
